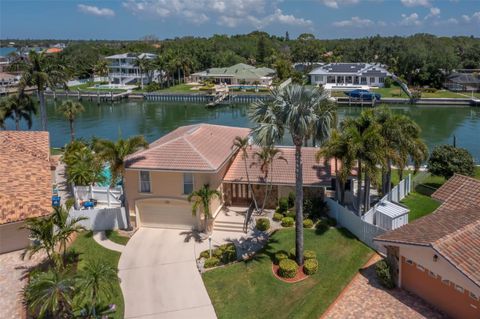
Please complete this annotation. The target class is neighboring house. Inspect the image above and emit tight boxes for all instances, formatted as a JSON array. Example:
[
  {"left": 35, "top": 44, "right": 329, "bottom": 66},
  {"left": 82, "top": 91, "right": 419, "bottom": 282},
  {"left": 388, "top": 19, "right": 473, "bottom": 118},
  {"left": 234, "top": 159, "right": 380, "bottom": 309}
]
[
  {"left": 191, "top": 63, "right": 276, "bottom": 86},
  {"left": 105, "top": 52, "right": 158, "bottom": 86},
  {"left": 309, "top": 63, "right": 391, "bottom": 88},
  {"left": 375, "top": 174, "right": 480, "bottom": 319},
  {"left": 444, "top": 71, "right": 480, "bottom": 92},
  {"left": 0, "top": 131, "right": 54, "bottom": 254},
  {"left": 124, "top": 123, "right": 351, "bottom": 231},
  {"left": 0, "top": 72, "right": 20, "bottom": 87}
]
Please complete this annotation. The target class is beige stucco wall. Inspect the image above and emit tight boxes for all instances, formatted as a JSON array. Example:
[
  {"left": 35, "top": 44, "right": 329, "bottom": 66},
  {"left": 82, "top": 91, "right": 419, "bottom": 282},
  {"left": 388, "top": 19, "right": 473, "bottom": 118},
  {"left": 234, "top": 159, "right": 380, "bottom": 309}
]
[{"left": 0, "top": 221, "right": 29, "bottom": 254}]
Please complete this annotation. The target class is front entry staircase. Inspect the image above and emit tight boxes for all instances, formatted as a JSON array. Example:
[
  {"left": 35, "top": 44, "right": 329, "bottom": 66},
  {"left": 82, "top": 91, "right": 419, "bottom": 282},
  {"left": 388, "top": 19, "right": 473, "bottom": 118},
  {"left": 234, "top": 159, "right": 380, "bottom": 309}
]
[{"left": 213, "top": 207, "right": 251, "bottom": 233}]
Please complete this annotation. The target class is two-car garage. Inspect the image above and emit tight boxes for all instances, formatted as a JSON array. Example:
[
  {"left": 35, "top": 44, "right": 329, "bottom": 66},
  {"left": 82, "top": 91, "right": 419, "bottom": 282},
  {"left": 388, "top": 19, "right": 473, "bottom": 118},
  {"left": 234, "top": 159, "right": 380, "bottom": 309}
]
[{"left": 135, "top": 198, "right": 197, "bottom": 230}]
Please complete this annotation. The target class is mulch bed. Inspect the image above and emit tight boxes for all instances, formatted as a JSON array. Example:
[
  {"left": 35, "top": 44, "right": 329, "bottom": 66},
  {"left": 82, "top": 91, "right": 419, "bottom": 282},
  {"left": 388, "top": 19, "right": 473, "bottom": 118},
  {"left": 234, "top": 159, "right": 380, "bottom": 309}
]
[{"left": 272, "top": 263, "right": 309, "bottom": 283}]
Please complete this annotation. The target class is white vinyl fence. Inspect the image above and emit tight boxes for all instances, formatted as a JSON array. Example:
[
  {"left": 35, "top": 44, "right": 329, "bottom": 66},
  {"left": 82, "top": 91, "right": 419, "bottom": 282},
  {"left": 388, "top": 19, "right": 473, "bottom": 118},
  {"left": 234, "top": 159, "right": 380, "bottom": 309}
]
[
  {"left": 73, "top": 186, "right": 122, "bottom": 208},
  {"left": 69, "top": 207, "right": 127, "bottom": 231}
]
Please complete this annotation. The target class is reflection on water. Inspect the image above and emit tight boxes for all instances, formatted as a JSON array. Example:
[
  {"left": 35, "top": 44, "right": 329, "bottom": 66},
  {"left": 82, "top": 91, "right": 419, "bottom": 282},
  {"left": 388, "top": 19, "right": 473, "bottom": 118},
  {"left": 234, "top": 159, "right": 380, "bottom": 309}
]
[{"left": 4, "top": 100, "right": 480, "bottom": 162}]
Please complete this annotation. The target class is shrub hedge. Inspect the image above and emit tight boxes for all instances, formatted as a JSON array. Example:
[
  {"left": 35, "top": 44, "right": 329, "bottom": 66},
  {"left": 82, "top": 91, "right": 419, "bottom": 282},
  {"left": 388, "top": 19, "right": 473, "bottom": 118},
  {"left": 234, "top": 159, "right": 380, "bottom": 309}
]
[
  {"left": 278, "top": 259, "right": 298, "bottom": 278},
  {"left": 204, "top": 257, "right": 220, "bottom": 268},
  {"left": 289, "top": 248, "right": 296, "bottom": 259},
  {"left": 281, "top": 217, "right": 294, "bottom": 227},
  {"left": 273, "top": 213, "right": 284, "bottom": 222},
  {"left": 256, "top": 218, "right": 270, "bottom": 231},
  {"left": 303, "top": 219, "right": 314, "bottom": 228},
  {"left": 199, "top": 250, "right": 210, "bottom": 259},
  {"left": 278, "top": 197, "right": 289, "bottom": 213},
  {"left": 200, "top": 243, "right": 237, "bottom": 264},
  {"left": 303, "top": 259, "right": 318, "bottom": 275},
  {"left": 274, "top": 250, "right": 289, "bottom": 264},
  {"left": 304, "top": 250, "right": 316, "bottom": 260}
]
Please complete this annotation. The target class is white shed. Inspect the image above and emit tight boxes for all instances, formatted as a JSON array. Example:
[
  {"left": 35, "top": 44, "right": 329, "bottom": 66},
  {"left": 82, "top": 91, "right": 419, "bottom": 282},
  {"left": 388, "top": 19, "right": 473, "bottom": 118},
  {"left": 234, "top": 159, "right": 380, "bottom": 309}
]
[{"left": 375, "top": 201, "right": 409, "bottom": 230}]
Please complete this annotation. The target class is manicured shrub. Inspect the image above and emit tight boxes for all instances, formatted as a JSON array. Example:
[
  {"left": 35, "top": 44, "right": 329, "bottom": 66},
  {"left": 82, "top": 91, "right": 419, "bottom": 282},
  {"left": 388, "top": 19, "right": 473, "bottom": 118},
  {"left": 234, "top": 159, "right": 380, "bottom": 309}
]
[
  {"left": 303, "top": 259, "right": 318, "bottom": 275},
  {"left": 213, "top": 248, "right": 223, "bottom": 258},
  {"left": 274, "top": 250, "right": 289, "bottom": 264},
  {"left": 278, "top": 259, "right": 298, "bottom": 279},
  {"left": 199, "top": 250, "right": 210, "bottom": 259},
  {"left": 256, "top": 218, "right": 270, "bottom": 231},
  {"left": 287, "top": 192, "right": 295, "bottom": 208},
  {"left": 376, "top": 259, "right": 395, "bottom": 289},
  {"left": 278, "top": 197, "right": 289, "bottom": 213},
  {"left": 315, "top": 219, "right": 329, "bottom": 233},
  {"left": 285, "top": 210, "right": 296, "bottom": 220},
  {"left": 289, "top": 248, "right": 296, "bottom": 259},
  {"left": 303, "top": 219, "right": 313, "bottom": 228},
  {"left": 204, "top": 257, "right": 220, "bottom": 269},
  {"left": 281, "top": 217, "right": 294, "bottom": 227},
  {"left": 273, "top": 213, "right": 284, "bottom": 222},
  {"left": 304, "top": 250, "right": 316, "bottom": 260},
  {"left": 219, "top": 243, "right": 237, "bottom": 263}
]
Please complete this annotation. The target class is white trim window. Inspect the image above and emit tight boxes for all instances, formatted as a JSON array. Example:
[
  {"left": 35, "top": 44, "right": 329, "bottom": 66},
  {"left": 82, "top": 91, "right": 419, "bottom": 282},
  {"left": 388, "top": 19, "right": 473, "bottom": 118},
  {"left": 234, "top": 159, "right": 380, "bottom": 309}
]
[
  {"left": 183, "top": 173, "right": 194, "bottom": 195},
  {"left": 139, "top": 171, "right": 151, "bottom": 193},
  {"left": 406, "top": 259, "right": 413, "bottom": 265}
]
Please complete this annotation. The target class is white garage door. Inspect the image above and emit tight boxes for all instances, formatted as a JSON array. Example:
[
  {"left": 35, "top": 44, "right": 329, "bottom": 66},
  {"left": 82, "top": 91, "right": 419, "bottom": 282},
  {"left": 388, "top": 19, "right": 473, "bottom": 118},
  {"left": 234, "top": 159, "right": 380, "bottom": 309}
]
[{"left": 137, "top": 199, "right": 196, "bottom": 230}]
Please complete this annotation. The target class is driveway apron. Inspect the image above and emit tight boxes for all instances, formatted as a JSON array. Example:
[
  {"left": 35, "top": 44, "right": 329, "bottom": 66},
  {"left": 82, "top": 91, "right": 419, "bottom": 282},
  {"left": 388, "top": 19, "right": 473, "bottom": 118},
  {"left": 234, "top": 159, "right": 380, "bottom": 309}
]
[{"left": 118, "top": 228, "right": 216, "bottom": 319}]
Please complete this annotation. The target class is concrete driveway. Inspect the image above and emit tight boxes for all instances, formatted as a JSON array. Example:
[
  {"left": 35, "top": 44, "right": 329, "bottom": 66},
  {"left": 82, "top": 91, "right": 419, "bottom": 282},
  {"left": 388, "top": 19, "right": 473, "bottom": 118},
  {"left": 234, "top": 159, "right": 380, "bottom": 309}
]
[{"left": 118, "top": 228, "right": 216, "bottom": 319}]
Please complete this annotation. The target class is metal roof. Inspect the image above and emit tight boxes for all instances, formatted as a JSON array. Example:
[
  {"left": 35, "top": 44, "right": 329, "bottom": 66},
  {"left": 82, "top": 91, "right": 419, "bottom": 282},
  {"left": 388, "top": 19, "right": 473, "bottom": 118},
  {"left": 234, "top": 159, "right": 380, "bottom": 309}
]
[
  {"left": 309, "top": 63, "right": 390, "bottom": 77},
  {"left": 376, "top": 201, "right": 409, "bottom": 218}
]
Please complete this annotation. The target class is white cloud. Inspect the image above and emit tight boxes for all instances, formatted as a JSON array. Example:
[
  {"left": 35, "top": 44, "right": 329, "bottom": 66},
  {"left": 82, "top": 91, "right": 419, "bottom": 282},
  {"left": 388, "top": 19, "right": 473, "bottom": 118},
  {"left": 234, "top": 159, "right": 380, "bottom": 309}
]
[
  {"left": 425, "top": 7, "right": 440, "bottom": 19},
  {"left": 320, "top": 0, "right": 359, "bottom": 9},
  {"left": 332, "top": 16, "right": 375, "bottom": 27},
  {"left": 400, "top": 0, "right": 431, "bottom": 7},
  {"left": 400, "top": 13, "right": 422, "bottom": 26},
  {"left": 433, "top": 18, "right": 458, "bottom": 26},
  {"left": 78, "top": 4, "right": 115, "bottom": 17},
  {"left": 122, "top": 0, "right": 311, "bottom": 28},
  {"left": 461, "top": 11, "right": 480, "bottom": 23}
]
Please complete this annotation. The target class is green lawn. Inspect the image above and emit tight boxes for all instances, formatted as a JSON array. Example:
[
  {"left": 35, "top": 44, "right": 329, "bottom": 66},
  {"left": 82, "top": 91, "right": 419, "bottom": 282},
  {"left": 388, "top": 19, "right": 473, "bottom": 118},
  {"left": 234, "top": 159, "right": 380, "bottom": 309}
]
[
  {"left": 401, "top": 192, "right": 441, "bottom": 221},
  {"left": 372, "top": 85, "right": 409, "bottom": 98},
  {"left": 105, "top": 230, "right": 130, "bottom": 246},
  {"left": 203, "top": 228, "right": 373, "bottom": 319},
  {"left": 158, "top": 83, "right": 198, "bottom": 93},
  {"left": 68, "top": 82, "right": 127, "bottom": 93},
  {"left": 70, "top": 231, "right": 124, "bottom": 319},
  {"left": 475, "top": 166, "right": 480, "bottom": 179}
]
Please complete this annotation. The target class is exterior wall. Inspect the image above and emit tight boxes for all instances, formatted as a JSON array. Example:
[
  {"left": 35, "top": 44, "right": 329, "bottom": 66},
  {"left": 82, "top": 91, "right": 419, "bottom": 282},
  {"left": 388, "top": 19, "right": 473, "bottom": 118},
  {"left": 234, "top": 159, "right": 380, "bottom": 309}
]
[
  {"left": 0, "top": 221, "right": 29, "bottom": 254},
  {"left": 401, "top": 256, "right": 480, "bottom": 319},
  {"left": 69, "top": 207, "right": 127, "bottom": 231},
  {"left": 310, "top": 74, "right": 386, "bottom": 87}
]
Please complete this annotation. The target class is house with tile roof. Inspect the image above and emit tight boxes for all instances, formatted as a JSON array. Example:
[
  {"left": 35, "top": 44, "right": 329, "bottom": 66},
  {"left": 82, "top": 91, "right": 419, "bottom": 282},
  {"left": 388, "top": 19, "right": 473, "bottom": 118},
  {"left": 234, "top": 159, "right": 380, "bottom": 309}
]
[
  {"left": 375, "top": 174, "right": 480, "bottom": 319},
  {"left": 124, "top": 124, "right": 344, "bottom": 230},
  {"left": 0, "top": 131, "right": 54, "bottom": 254},
  {"left": 190, "top": 63, "right": 276, "bottom": 86}
]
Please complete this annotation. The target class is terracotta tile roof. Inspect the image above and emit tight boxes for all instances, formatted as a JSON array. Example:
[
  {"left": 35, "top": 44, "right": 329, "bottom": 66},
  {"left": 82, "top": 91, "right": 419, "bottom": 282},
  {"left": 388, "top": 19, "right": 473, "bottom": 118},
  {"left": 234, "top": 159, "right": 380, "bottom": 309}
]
[
  {"left": 125, "top": 124, "right": 250, "bottom": 171},
  {"left": 375, "top": 174, "right": 480, "bottom": 288},
  {"left": 223, "top": 146, "right": 335, "bottom": 186},
  {"left": 0, "top": 131, "right": 52, "bottom": 225}
]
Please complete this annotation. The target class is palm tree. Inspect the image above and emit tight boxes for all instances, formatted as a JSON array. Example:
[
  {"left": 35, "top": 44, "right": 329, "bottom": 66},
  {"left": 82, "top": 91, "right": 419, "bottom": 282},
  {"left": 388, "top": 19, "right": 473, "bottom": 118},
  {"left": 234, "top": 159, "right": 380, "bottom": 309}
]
[
  {"left": 0, "top": 93, "right": 37, "bottom": 130},
  {"left": 93, "top": 58, "right": 109, "bottom": 80},
  {"left": 14, "top": 50, "right": 68, "bottom": 130},
  {"left": 51, "top": 206, "right": 86, "bottom": 265},
  {"left": 76, "top": 260, "right": 118, "bottom": 318},
  {"left": 249, "top": 84, "right": 335, "bottom": 265},
  {"left": 21, "top": 216, "right": 59, "bottom": 266},
  {"left": 232, "top": 136, "right": 259, "bottom": 211},
  {"left": 24, "top": 270, "right": 75, "bottom": 318},
  {"left": 134, "top": 55, "right": 149, "bottom": 90},
  {"left": 188, "top": 184, "right": 221, "bottom": 233},
  {"left": 57, "top": 100, "right": 85, "bottom": 142}
]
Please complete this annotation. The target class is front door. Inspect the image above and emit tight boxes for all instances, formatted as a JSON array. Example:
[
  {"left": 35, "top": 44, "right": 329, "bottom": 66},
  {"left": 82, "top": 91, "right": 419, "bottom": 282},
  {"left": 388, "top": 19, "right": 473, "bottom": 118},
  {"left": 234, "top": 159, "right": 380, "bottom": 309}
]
[{"left": 231, "top": 183, "right": 251, "bottom": 206}]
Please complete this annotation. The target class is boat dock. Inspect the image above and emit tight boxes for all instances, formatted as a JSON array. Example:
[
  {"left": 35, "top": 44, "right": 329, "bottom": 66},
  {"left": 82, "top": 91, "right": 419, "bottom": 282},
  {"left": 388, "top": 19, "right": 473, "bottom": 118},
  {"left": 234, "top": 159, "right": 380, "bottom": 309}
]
[{"left": 44, "top": 90, "right": 129, "bottom": 102}]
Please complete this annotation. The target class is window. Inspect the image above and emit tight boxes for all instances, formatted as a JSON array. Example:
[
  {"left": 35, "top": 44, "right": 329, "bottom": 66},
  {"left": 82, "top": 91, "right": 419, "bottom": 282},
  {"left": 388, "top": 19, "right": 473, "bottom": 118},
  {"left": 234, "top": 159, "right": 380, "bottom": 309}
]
[
  {"left": 370, "top": 77, "right": 375, "bottom": 84},
  {"left": 406, "top": 259, "right": 413, "bottom": 265},
  {"left": 183, "top": 173, "right": 194, "bottom": 194},
  {"left": 379, "top": 77, "right": 385, "bottom": 83},
  {"left": 139, "top": 171, "right": 151, "bottom": 193},
  {"left": 442, "top": 279, "right": 450, "bottom": 286},
  {"left": 455, "top": 285, "right": 464, "bottom": 293},
  {"left": 315, "top": 75, "right": 324, "bottom": 83},
  {"left": 361, "top": 77, "right": 367, "bottom": 84}
]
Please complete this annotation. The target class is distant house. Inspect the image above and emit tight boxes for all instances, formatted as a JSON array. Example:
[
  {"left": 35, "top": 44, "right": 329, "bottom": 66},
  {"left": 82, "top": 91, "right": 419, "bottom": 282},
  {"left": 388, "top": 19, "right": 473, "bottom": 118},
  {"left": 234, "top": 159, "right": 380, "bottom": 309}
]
[
  {"left": 309, "top": 63, "right": 391, "bottom": 88},
  {"left": 105, "top": 53, "right": 158, "bottom": 86},
  {"left": 444, "top": 71, "right": 480, "bottom": 92},
  {"left": 0, "top": 131, "right": 54, "bottom": 254},
  {"left": 191, "top": 63, "right": 276, "bottom": 86},
  {"left": 375, "top": 174, "right": 480, "bottom": 319}
]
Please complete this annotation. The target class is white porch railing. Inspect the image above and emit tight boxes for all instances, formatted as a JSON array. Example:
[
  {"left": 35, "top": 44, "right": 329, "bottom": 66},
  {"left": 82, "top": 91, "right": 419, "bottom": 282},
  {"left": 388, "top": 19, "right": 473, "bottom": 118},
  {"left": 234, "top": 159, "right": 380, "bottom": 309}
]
[{"left": 73, "top": 185, "right": 122, "bottom": 208}]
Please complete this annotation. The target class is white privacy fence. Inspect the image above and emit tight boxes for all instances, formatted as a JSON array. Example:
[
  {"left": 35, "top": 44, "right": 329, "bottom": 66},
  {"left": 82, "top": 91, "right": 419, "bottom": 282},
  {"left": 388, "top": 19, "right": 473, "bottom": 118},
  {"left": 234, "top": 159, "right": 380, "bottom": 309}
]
[
  {"left": 69, "top": 207, "right": 127, "bottom": 231},
  {"left": 73, "top": 186, "right": 122, "bottom": 208}
]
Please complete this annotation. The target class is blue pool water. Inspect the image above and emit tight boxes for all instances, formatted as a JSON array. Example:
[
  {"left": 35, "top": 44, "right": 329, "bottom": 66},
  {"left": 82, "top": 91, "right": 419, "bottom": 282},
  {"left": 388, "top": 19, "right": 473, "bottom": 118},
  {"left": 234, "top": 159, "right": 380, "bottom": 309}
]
[{"left": 230, "top": 85, "right": 261, "bottom": 90}]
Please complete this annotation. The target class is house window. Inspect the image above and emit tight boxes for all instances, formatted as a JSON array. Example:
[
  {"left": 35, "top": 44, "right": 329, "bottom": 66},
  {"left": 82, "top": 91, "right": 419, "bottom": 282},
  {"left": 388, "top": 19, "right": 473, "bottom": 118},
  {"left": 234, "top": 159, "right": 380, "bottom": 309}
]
[
  {"left": 315, "top": 75, "right": 324, "bottom": 83},
  {"left": 370, "top": 77, "right": 375, "bottom": 84},
  {"left": 183, "top": 173, "right": 194, "bottom": 194},
  {"left": 379, "top": 77, "right": 385, "bottom": 83},
  {"left": 416, "top": 264, "right": 425, "bottom": 272},
  {"left": 455, "top": 285, "right": 464, "bottom": 293},
  {"left": 406, "top": 259, "right": 413, "bottom": 265},
  {"left": 442, "top": 279, "right": 450, "bottom": 286},
  {"left": 470, "top": 292, "right": 479, "bottom": 301},
  {"left": 361, "top": 77, "right": 367, "bottom": 84},
  {"left": 139, "top": 171, "right": 151, "bottom": 193}
]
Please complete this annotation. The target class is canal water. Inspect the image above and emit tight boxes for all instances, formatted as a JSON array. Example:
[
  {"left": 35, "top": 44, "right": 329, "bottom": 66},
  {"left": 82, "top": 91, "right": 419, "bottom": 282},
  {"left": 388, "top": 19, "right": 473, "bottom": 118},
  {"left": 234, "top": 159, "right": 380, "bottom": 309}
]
[{"left": 4, "top": 100, "right": 480, "bottom": 162}]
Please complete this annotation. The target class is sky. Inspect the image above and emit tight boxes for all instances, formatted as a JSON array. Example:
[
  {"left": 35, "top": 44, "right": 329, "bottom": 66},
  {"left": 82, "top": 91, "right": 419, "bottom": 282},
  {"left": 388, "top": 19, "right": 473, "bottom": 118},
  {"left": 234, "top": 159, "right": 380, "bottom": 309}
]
[{"left": 0, "top": 0, "right": 479, "bottom": 40}]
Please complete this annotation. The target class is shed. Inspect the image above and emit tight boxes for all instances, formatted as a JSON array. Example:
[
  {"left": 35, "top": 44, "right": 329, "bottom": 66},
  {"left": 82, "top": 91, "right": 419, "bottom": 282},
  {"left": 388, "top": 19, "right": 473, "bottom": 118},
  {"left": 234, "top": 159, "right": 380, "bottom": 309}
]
[{"left": 375, "top": 201, "right": 409, "bottom": 230}]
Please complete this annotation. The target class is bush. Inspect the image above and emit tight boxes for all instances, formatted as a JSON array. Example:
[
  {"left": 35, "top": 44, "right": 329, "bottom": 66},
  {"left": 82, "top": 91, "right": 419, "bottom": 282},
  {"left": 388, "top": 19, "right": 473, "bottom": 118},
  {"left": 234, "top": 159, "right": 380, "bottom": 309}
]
[
  {"left": 376, "top": 259, "right": 395, "bottom": 289},
  {"left": 305, "top": 198, "right": 329, "bottom": 220},
  {"left": 281, "top": 217, "right": 294, "bottom": 227},
  {"left": 287, "top": 192, "right": 295, "bottom": 208},
  {"left": 285, "top": 210, "right": 296, "bottom": 220},
  {"left": 213, "top": 248, "right": 223, "bottom": 258},
  {"left": 255, "top": 218, "right": 270, "bottom": 231},
  {"left": 199, "top": 250, "right": 210, "bottom": 259},
  {"left": 278, "top": 197, "right": 289, "bottom": 213},
  {"left": 303, "top": 259, "right": 318, "bottom": 275},
  {"left": 410, "top": 90, "right": 422, "bottom": 100},
  {"left": 274, "top": 250, "right": 289, "bottom": 264},
  {"left": 278, "top": 259, "right": 298, "bottom": 278},
  {"left": 303, "top": 219, "right": 314, "bottom": 228},
  {"left": 304, "top": 250, "right": 316, "bottom": 260},
  {"left": 383, "top": 76, "right": 393, "bottom": 88},
  {"left": 273, "top": 213, "right": 284, "bottom": 222},
  {"left": 219, "top": 243, "right": 237, "bottom": 264},
  {"left": 427, "top": 145, "right": 475, "bottom": 179},
  {"left": 289, "top": 248, "right": 296, "bottom": 259},
  {"left": 315, "top": 219, "right": 330, "bottom": 233},
  {"left": 144, "top": 82, "right": 161, "bottom": 92},
  {"left": 204, "top": 257, "right": 220, "bottom": 269}
]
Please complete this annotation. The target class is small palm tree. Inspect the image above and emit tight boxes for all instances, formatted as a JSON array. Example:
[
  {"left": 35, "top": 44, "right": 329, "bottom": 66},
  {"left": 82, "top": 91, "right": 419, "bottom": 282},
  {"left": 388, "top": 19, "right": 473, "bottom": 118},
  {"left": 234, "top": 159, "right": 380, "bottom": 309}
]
[
  {"left": 93, "top": 58, "right": 109, "bottom": 79},
  {"left": 0, "top": 93, "right": 37, "bottom": 130},
  {"left": 51, "top": 206, "right": 86, "bottom": 265},
  {"left": 24, "top": 270, "right": 75, "bottom": 318},
  {"left": 134, "top": 55, "right": 149, "bottom": 90},
  {"left": 188, "top": 184, "right": 221, "bottom": 233},
  {"left": 22, "top": 216, "right": 59, "bottom": 266},
  {"left": 58, "top": 100, "right": 85, "bottom": 142},
  {"left": 76, "top": 260, "right": 118, "bottom": 318},
  {"left": 232, "top": 136, "right": 259, "bottom": 211}
]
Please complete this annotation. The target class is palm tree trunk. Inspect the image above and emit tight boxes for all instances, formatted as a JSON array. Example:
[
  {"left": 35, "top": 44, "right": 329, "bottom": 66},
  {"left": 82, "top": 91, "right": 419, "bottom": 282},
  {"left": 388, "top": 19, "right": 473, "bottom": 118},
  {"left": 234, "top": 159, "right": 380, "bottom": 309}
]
[
  {"left": 387, "top": 160, "right": 392, "bottom": 194},
  {"left": 69, "top": 119, "right": 74, "bottom": 142},
  {"left": 243, "top": 157, "right": 259, "bottom": 212},
  {"left": 294, "top": 142, "right": 304, "bottom": 265},
  {"left": 340, "top": 179, "right": 346, "bottom": 205},
  {"left": 141, "top": 69, "right": 144, "bottom": 90},
  {"left": 364, "top": 174, "right": 371, "bottom": 213},
  {"left": 356, "top": 160, "right": 362, "bottom": 216},
  {"left": 122, "top": 176, "right": 132, "bottom": 230},
  {"left": 38, "top": 88, "right": 47, "bottom": 131}
]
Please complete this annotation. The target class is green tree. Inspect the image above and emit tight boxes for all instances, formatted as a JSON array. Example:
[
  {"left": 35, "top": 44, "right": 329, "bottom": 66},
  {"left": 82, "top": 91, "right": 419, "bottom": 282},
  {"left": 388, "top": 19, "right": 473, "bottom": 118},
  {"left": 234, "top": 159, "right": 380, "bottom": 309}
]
[
  {"left": 57, "top": 100, "right": 85, "bottom": 142},
  {"left": 21, "top": 216, "right": 59, "bottom": 266},
  {"left": 0, "top": 93, "right": 37, "bottom": 130},
  {"left": 249, "top": 84, "right": 335, "bottom": 265},
  {"left": 93, "top": 58, "right": 109, "bottom": 79},
  {"left": 134, "top": 55, "right": 149, "bottom": 90},
  {"left": 188, "top": 184, "right": 221, "bottom": 233},
  {"left": 62, "top": 140, "right": 105, "bottom": 187},
  {"left": 427, "top": 145, "right": 475, "bottom": 179},
  {"left": 232, "top": 136, "right": 259, "bottom": 211},
  {"left": 51, "top": 206, "right": 86, "bottom": 266}
]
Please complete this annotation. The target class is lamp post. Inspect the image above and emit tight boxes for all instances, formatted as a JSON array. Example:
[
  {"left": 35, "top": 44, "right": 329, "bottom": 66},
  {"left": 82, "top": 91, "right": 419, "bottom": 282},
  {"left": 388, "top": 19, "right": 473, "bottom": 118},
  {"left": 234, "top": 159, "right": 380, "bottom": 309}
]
[{"left": 208, "top": 235, "right": 212, "bottom": 258}]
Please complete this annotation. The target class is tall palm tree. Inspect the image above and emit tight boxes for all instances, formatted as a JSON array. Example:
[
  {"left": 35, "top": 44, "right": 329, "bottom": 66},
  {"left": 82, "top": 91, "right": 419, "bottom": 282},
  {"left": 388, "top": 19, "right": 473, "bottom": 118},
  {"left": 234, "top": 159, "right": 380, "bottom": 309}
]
[
  {"left": 51, "top": 206, "right": 86, "bottom": 265},
  {"left": 21, "top": 216, "right": 59, "bottom": 266},
  {"left": 93, "top": 58, "right": 109, "bottom": 80},
  {"left": 134, "top": 55, "right": 149, "bottom": 90},
  {"left": 0, "top": 93, "right": 37, "bottom": 130},
  {"left": 249, "top": 84, "right": 335, "bottom": 265},
  {"left": 57, "top": 100, "right": 85, "bottom": 142},
  {"left": 14, "top": 50, "right": 68, "bottom": 130},
  {"left": 24, "top": 270, "right": 75, "bottom": 318},
  {"left": 188, "top": 184, "right": 221, "bottom": 233},
  {"left": 76, "top": 260, "right": 118, "bottom": 317},
  {"left": 232, "top": 136, "right": 259, "bottom": 211}
]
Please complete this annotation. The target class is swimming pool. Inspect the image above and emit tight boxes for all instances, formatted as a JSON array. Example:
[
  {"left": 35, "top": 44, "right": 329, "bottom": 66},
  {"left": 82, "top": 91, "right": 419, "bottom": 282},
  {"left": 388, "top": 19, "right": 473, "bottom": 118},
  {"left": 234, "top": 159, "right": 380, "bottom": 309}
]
[
  {"left": 229, "top": 85, "right": 262, "bottom": 90},
  {"left": 98, "top": 165, "right": 122, "bottom": 187}
]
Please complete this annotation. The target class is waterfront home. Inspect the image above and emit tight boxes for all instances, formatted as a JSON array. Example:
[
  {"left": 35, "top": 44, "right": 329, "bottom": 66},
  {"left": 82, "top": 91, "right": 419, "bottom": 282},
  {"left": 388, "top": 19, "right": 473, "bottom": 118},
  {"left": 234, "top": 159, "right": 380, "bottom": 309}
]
[
  {"left": 0, "top": 131, "right": 54, "bottom": 254},
  {"left": 123, "top": 123, "right": 344, "bottom": 230},
  {"left": 106, "top": 52, "right": 158, "bottom": 86},
  {"left": 375, "top": 174, "right": 480, "bottom": 319},
  {"left": 444, "top": 70, "right": 480, "bottom": 92},
  {"left": 309, "top": 63, "right": 391, "bottom": 89},
  {"left": 190, "top": 63, "right": 275, "bottom": 86}
]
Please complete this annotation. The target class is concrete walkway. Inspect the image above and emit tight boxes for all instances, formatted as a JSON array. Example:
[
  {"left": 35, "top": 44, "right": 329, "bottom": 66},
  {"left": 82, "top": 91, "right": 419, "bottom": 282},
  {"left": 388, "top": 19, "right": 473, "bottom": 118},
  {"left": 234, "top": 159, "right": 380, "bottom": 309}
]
[
  {"left": 93, "top": 231, "right": 125, "bottom": 253},
  {"left": 118, "top": 228, "right": 217, "bottom": 319}
]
